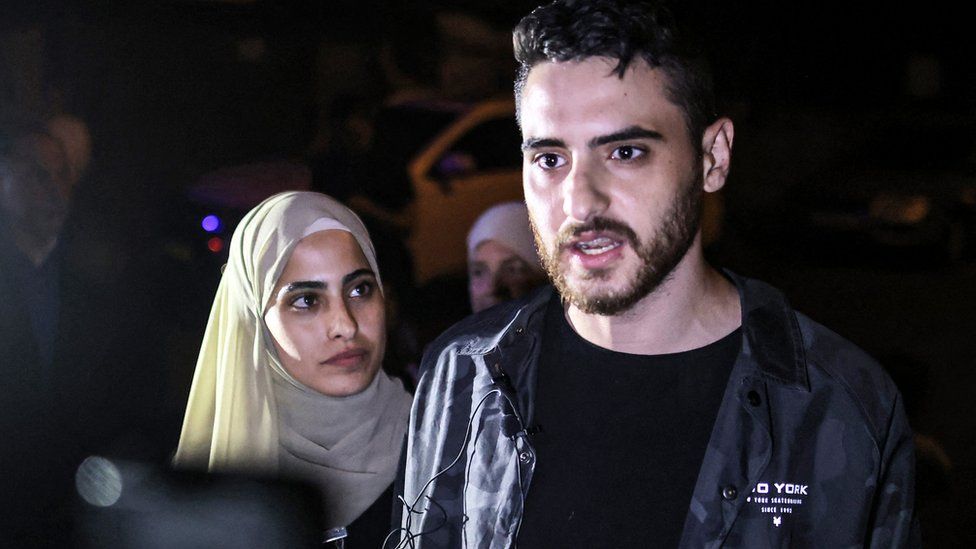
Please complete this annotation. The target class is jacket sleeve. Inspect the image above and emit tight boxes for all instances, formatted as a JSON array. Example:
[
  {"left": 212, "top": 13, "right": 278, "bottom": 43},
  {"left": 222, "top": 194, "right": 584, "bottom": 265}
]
[{"left": 868, "top": 390, "right": 921, "bottom": 548}]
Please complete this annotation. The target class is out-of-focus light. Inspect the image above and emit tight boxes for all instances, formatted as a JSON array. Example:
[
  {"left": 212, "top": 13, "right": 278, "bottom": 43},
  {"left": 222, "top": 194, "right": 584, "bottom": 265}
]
[
  {"left": 201, "top": 214, "right": 221, "bottom": 233},
  {"left": 76, "top": 456, "right": 123, "bottom": 507},
  {"left": 208, "top": 237, "right": 224, "bottom": 253}
]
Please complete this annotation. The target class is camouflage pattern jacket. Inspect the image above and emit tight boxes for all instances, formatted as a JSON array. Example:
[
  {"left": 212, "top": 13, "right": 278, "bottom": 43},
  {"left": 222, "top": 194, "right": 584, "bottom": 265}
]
[{"left": 397, "top": 272, "right": 919, "bottom": 548}]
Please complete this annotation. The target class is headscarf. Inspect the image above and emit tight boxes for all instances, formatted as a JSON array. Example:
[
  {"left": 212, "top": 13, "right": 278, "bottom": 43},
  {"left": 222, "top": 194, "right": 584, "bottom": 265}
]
[
  {"left": 175, "top": 191, "right": 411, "bottom": 528},
  {"left": 466, "top": 201, "right": 541, "bottom": 269}
]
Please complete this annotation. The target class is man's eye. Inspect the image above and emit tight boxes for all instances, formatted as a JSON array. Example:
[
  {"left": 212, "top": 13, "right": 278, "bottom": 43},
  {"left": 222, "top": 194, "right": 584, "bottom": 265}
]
[
  {"left": 610, "top": 145, "right": 645, "bottom": 161},
  {"left": 533, "top": 153, "right": 566, "bottom": 170},
  {"left": 290, "top": 294, "right": 318, "bottom": 309},
  {"left": 349, "top": 281, "right": 373, "bottom": 298}
]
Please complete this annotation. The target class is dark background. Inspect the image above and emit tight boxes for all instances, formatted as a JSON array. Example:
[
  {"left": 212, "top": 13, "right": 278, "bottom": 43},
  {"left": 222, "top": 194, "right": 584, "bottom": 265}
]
[{"left": 2, "top": 0, "right": 973, "bottom": 546}]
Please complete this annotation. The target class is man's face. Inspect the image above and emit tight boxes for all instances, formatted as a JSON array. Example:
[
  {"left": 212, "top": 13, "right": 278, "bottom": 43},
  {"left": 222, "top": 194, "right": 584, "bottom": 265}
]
[
  {"left": 0, "top": 133, "right": 73, "bottom": 241},
  {"left": 519, "top": 57, "right": 703, "bottom": 315}
]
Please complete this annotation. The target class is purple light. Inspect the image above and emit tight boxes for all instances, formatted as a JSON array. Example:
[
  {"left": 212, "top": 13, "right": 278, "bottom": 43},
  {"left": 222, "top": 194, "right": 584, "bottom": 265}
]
[{"left": 201, "top": 215, "right": 221, "bottom": 233}]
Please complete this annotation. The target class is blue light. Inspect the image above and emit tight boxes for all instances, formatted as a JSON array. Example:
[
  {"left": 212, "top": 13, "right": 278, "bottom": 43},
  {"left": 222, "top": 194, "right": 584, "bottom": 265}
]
[{"left": 201, "top": 215, "right": 221, "bottom": 233}]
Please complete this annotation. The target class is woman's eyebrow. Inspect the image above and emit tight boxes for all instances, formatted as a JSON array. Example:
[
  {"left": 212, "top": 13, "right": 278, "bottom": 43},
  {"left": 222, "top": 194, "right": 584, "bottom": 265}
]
[
  {"left": 281, "top": 280, "right": 325, "bottom": 295},
  {"left": 342, "top": 268, "right": 375, "bottom": 286},
  {"left": 500, "top": 257, "right": 528, "bottom": 268}
]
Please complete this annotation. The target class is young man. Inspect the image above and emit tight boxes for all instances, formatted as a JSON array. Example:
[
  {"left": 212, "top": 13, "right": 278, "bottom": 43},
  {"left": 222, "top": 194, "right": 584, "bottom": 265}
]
[{"left": 396, "top": 1, "right": 918, "bottom": 546}]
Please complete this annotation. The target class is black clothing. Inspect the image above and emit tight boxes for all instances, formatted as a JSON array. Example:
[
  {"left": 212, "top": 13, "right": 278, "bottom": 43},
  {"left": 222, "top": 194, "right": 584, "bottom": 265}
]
[
  {"left": 342, "top": 484, "right": 396, "bottom": 548},
  {"left": 518, "top": 295, "right": 739, "bottom": 547},
  {"left": 396, "top": 275, "right": 919, "bottom": 547},
  {"left": 0, "top": 219, "right": 172, "bottom": 546}
]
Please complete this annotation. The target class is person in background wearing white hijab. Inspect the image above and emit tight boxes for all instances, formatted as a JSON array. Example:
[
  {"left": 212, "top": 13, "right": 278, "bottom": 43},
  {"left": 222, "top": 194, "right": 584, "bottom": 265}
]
[
  {"left": 466, "top": 201, "right": 547, "bottom": 312},
  {"left": 175, "top": 191, "right": 411, "bottom": 547}
]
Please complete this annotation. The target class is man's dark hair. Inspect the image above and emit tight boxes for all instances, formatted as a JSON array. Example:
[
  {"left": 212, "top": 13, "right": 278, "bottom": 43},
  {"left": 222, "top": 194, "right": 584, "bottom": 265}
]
[{"left": 513, "top": 0, "right": 715, "bottom": 151}]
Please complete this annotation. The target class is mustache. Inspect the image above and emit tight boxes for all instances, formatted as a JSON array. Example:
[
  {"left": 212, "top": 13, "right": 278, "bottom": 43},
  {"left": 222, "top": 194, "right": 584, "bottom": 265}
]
[{"left": 556, "top": 216, "right": 640, "bottom": 248}]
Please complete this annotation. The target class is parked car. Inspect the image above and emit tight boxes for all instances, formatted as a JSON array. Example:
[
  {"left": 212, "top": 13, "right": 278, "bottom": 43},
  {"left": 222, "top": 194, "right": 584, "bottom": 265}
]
[{"left": 406, "top": 98, "right": 525, "bottom": 283}]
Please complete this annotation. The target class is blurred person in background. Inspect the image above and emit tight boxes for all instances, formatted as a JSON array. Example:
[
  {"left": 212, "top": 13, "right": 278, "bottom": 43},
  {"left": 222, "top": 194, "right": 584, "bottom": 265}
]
[
  {"left": 1, "top": 112, "right": 166, "bottom": 546},
  {"left": 175, "top": 191, "right": 411, "bottom": 548},
  {"left": 466, "top": 201, "right": 546, "bottom": 312},
  {"left": 1, "top": 115, "right": 75, "bottom": 545}
]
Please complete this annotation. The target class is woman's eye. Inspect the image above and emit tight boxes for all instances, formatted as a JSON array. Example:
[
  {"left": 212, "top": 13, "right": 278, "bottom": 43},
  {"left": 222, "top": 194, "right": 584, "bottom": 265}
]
[
  {"left": 349, "top": 281, "right": 373, "bottom": 298},
  {"left": 290, "top": 294, "right": 318, "bottom": 310},
  {"left": 502, "top": 261, "right": 527, "bottom": 277},
  {"left": 533, "top": 152, "right": 566, "bottom": 170},
  {"left": 610, "top": 145, "right": 645, "bottom": 161}
]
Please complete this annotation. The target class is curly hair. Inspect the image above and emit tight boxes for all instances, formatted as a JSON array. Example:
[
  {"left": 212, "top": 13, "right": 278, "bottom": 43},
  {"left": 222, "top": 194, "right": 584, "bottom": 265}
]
[{"left": 513, "top": 0, "right": 715, "bottom": 152}]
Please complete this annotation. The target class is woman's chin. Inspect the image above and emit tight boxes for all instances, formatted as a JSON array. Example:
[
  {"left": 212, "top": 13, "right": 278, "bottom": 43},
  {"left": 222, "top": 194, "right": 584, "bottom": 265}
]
[{"left": 309, "top": 367, "right": 381, "bottom": 397}]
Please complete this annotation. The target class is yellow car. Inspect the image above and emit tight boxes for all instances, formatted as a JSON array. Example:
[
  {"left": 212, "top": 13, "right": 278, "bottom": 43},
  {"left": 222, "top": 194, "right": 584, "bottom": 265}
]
[{"left": 407, "top": 98, "right": 525, "bottom": 283}]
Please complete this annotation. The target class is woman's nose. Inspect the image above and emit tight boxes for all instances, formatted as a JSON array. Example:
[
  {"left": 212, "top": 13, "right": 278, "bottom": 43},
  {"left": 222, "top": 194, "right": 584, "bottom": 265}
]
[{"left": 327, "top": 302, "right": 357, "bottom": 340}]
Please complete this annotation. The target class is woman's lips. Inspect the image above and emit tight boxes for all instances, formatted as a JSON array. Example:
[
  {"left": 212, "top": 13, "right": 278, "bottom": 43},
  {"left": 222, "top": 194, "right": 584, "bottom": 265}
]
[{"left": 322, "top": 348, "right": 367, "bottom": 367}]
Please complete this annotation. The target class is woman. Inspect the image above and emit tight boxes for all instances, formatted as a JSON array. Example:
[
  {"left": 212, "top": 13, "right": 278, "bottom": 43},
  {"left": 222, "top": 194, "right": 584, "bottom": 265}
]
[
  {"left": 175, "top": 191, "right": 411, "bottom": 547},
  {"left": 466, "top": 202, "right": 546, "bottom": 313}
]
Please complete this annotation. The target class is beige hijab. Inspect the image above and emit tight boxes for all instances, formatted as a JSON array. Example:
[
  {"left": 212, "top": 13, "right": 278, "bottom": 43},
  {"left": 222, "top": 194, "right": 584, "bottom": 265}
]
[{"left": 175, "top": 191, "right": 410, "bottom": 527}]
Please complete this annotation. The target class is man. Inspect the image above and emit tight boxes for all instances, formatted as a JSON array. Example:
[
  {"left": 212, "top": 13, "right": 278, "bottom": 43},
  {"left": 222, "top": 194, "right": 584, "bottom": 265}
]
[
  {"left": 1, "top": 115, "right": 167, "bottom": 545},
  {"left": 466, "top": 202, "right": 546, "bottom": 313},
  {"left": 396, "top": 1, "right": 918, "bottom": 547},
  {"left": 0, "top": 118, "right": 76, "bottom": 377}
]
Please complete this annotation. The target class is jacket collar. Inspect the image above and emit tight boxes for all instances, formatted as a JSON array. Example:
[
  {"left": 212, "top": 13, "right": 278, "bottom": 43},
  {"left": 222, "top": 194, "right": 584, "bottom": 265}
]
[
  {"left": 725, "top": 270, "right": 810, "bottom": 391},
  {"left": 469, "top": 270, "right": 810, "bottom": 391}
]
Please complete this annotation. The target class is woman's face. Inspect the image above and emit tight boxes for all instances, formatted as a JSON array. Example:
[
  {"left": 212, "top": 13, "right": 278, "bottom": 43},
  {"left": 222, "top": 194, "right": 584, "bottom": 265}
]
[
  {"left": 468, "top": 239, "right": 545, "bottom": 313},
  {"left": 264, "top": 230, "right": 386, "bottom": 397}
]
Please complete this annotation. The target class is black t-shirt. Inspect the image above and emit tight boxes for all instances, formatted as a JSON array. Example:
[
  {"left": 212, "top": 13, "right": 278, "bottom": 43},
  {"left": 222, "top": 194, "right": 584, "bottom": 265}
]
[{"left": 517, "top": 295, "right": 740, "bottom": 548}]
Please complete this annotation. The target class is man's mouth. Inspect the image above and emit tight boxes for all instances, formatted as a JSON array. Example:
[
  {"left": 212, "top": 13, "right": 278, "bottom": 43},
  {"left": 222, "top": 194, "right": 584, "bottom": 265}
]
[{"left": 573, "top": 236, "right": 622, "bottom": 255}]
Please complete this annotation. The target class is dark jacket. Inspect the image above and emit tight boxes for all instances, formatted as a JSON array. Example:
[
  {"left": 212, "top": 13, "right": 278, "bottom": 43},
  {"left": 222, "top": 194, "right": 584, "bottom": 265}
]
[
  {"left": 0, "top": 225, "right": 172, "bottom": 546},
  {"left": 396, "top": 272, "right": 919, "bottom": 548}
]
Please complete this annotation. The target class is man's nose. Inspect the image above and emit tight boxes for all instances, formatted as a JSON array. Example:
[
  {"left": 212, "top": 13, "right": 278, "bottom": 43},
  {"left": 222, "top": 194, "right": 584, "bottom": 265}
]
[{"left": 562, "top": 159, "right": 609, "bottom": 223}]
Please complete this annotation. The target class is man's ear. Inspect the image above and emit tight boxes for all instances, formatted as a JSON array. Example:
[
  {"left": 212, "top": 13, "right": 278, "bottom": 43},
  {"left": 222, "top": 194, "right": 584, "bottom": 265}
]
[{"left": 701, "top": 117, "right": 734, "bottom": 193}]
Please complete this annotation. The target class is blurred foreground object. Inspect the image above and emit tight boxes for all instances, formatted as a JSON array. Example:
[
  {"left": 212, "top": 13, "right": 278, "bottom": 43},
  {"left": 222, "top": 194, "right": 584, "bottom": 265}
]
[{"left": 74, "top": 457, "right": 322, "bottom": 549}]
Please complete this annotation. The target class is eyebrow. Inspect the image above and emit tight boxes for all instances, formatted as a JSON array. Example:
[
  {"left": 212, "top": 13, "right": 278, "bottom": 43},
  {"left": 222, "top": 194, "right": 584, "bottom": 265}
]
[
  {"left": 281, "top": 281, "right": 325, "bottom": 295},
  {"left": 588, "top": 126, "right": 663, "bottom": 148},
  {"left": 521, "top": 125, "right": 663, "bottom": 152},
  {"left": 500, "top": 257, "right": 528, "bottom": 267},
  {"left": 277, "top": 269, "right": 375, "bottom": 298},
  {"left": 343, "top": 268, "right": 375, "bottom": 286},
  {"left": 521, "top": 137, "right": 566, "bottom": 151}
]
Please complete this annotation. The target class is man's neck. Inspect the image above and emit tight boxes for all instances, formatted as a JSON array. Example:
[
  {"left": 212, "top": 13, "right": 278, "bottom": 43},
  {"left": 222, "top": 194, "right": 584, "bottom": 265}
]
[{"left": 564, "top": 250, "right": 741, "bottom": 355}]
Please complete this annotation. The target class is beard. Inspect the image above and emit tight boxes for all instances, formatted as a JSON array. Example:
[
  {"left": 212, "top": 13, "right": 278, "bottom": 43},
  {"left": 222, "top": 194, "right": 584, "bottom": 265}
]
[{"left": 531, "top": 174, "right": 703, "bottom": 316}]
